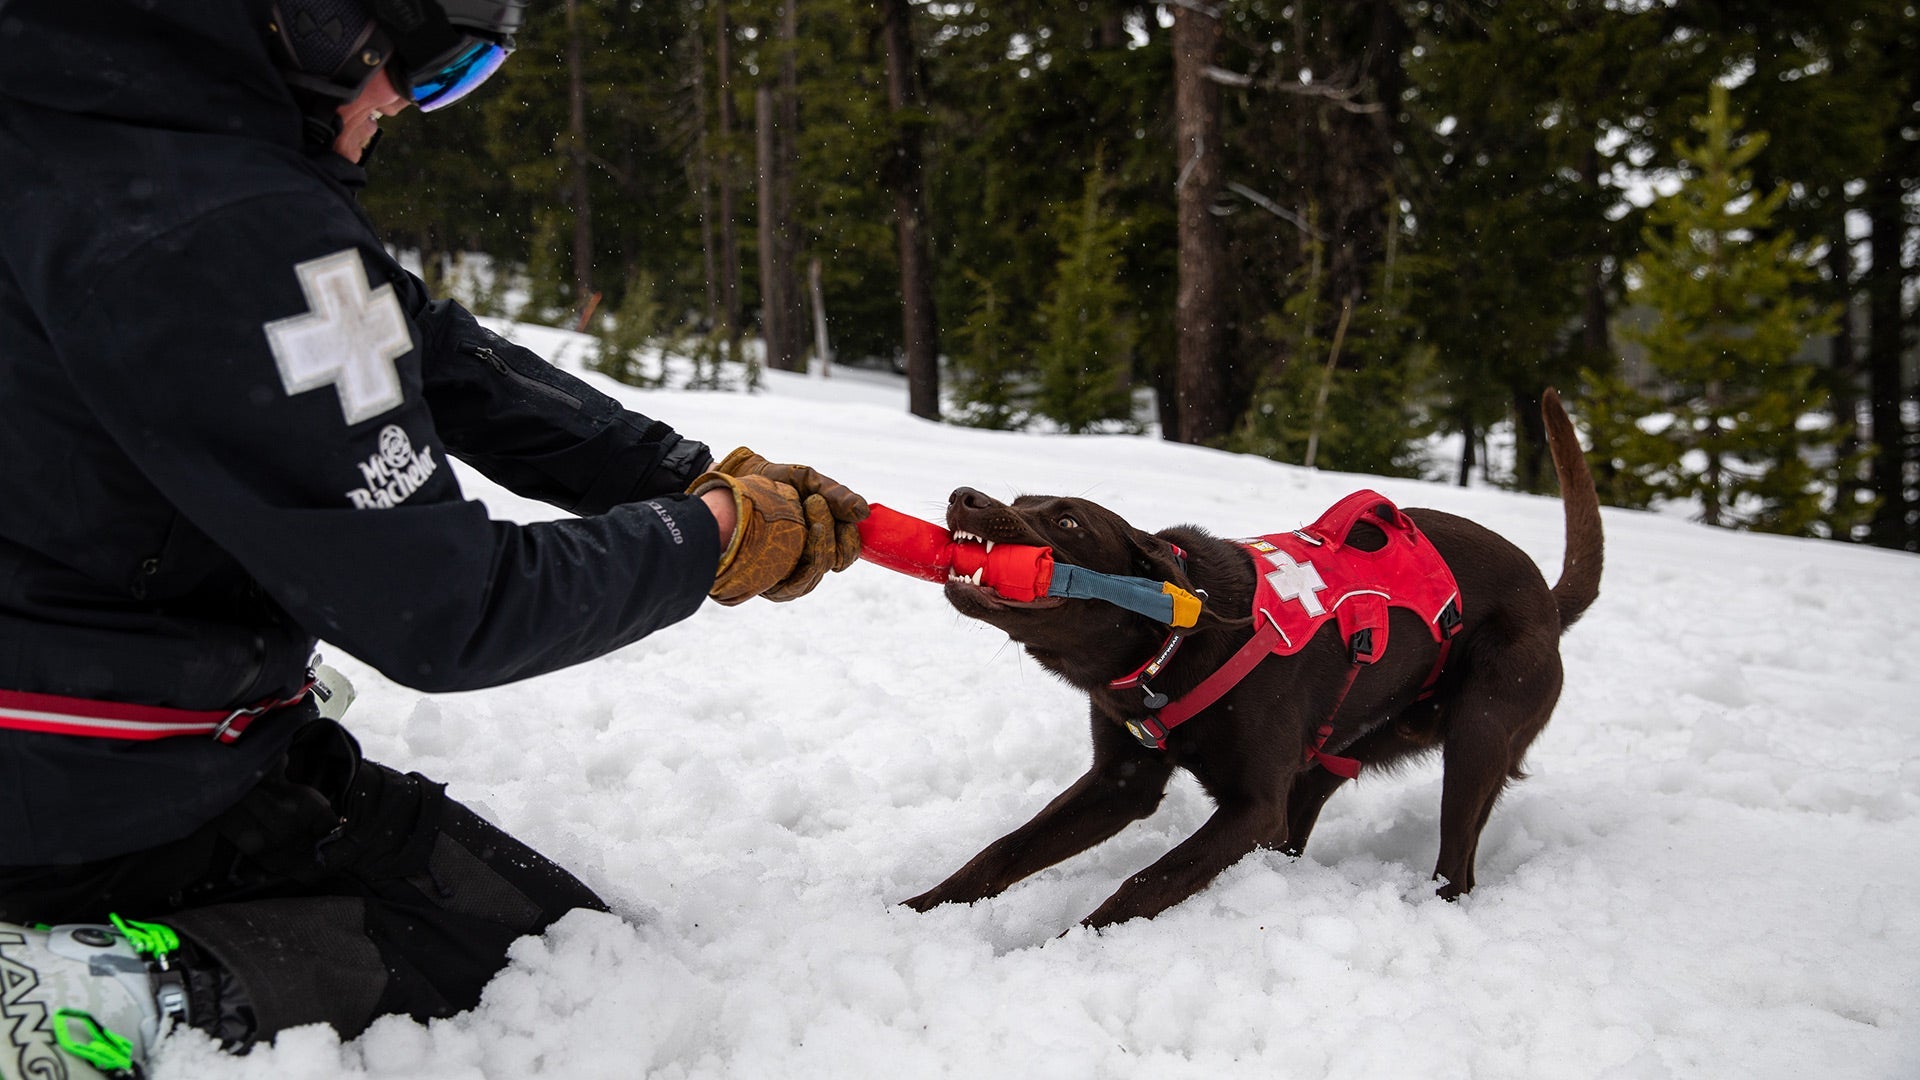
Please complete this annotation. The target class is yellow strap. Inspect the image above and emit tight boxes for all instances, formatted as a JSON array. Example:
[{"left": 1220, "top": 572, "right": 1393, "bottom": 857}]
[{"left": 1162, "top": 583, "right": 1202, "bottom": 628}]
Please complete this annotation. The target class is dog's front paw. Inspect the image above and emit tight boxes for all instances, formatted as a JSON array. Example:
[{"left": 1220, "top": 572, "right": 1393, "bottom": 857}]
[{"left": 901, "top": 888, "right": 957, "bottom": 912}]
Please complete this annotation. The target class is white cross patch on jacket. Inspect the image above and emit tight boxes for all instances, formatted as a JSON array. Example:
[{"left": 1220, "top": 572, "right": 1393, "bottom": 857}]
[{"left": 264, "top": 249, "right": 410, "bottom": 426}]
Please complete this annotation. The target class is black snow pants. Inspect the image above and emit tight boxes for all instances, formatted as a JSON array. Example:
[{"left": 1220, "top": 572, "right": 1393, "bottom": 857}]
[{"left": 0, "top": 719, "right": 608, "bottom": 1044}]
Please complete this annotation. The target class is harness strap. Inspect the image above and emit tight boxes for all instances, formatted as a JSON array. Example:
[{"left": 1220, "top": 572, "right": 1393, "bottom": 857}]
[
  {"left": 1304, "top": 665, "right": 1365, "bottom": 778},
  {"left": 1121, "top": 617, "right": 1452, "bottom": 773},
  {"left": 0, "top": 677, "right": 316, "bottom": 744},
  {"left": 1122, "top": 619, "right": 1282, "bottom": 750}
]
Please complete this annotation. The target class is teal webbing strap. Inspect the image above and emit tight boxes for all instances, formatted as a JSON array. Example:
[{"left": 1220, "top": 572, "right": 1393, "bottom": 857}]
[{"left": 1048, "top": 564, "right": 1177, "bottom": 623}]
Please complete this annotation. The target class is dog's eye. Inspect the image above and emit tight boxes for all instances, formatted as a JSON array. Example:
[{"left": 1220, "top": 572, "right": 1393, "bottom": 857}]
[{"left": 1056, "top": 515, "right": 1080, "bottom": 530}]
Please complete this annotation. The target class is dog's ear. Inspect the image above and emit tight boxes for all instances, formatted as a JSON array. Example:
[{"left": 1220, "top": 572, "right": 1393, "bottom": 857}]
[
  {"left": 1127, "top": 530, "right": 1191, "bottom": 590},
  {"left": 1129, "top": 529, "right": 1251, "bottom": 632}
]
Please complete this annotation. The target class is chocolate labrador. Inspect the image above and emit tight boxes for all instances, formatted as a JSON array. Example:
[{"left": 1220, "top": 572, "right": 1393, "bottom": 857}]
[{"left": 904, "top": 389, "right": 1602, "bottom": 928}]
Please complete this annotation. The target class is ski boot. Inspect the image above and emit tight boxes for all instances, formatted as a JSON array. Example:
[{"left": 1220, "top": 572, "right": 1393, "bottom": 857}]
[{"left": 0, "top": 915, "right": 186, "bottom": 1080}]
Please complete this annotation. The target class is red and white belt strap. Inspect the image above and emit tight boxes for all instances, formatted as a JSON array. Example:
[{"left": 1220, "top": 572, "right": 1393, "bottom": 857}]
[{"left": 0, "top": 672, "right": 324, "bottom": 744}]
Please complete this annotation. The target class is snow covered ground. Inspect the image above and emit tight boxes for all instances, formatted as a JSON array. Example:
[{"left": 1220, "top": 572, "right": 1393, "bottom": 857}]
[{"left": 157, "top": 325, "right": 1920, "bottom": 1079}]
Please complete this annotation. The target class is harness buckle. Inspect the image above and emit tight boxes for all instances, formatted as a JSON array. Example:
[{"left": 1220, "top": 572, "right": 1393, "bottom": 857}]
[
  {"left": 1348, "top": 627, "right": 1377, "bottom": 664},
  {"left": 1124, "top": 714, "right": 1169, "bottom": 750}
]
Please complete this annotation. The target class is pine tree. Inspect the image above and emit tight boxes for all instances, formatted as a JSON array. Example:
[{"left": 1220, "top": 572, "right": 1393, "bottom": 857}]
[
  {"left": 948, "top": 270, "right": 1023, "bottom": 429},
  {"left": 1587, "top": 85, "right": 1863, "bottom": 536},
  {"left": 1228, "top": 229, "right": 1432, "bottom": 478},
  {"left": 1030, "top": 164, "right": 1139, "bottom": 434}
]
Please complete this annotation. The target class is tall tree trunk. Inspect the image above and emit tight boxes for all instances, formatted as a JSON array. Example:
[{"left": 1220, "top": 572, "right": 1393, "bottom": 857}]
[
  {"left": 1865, "top": 165, "right": 1910, "bottom": 548},
  {"left": 1511, "top": 385, "right": 1550, "bottom": 493},
  {"left": 809, "top": 256, "right": 831, "bottom": 375},
  {"left": 1701, "top": 378, "right": 1725, "bottom": 527},
  {"left": 1827, "top": 204, "right": 1866, "bottom": 529},
  {"left": 690, "top": 12, "right": 717, "bottom": 326},
  {"left": 881, "top": 0, "right": 940, "bottom": 419},
  {"left": 715, "top": 0, "right": 742, "bottom": 357},
  {"left": 753, "top": 3, "right": 803, "bottom": 374},
  {"left": 565, "top": 0, "right": 593, "bottom": 309},
  {"left": 1579, "top": 146, "right": 1613, "bottom": 367},
  {"left": 756, "top": 85, "right": 800, "bottom": 371},
  {"left": 1171, "top": 1, "right": 1229, "bottom": 445},
  {"left": 756, "top": 85, "right": 787, "bottom": 368},
  {"left": 777, "top": 0, "right": 806, "bottom": 369},
  {"left": 1455, "top": 411, "right": 1477, "bottom": 488}
]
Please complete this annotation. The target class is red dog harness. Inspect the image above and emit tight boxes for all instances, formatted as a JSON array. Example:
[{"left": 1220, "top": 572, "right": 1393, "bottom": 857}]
[{"left": 1115, "top": 490, "right": 1463, "bottom": 769}]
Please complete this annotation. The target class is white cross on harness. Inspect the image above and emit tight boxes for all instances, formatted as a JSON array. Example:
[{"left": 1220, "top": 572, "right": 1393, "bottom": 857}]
[
  {"left": 1262, "top": 550, "right": 1328, "bottom": 616},
  {"left": 263, "top": 249, "right": 410, "bottom": 426}
]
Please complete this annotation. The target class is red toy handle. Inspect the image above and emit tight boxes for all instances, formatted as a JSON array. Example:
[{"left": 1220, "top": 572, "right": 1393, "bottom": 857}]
[{"left": 856, "top": 504, "right": 1054, "bottom": 602}]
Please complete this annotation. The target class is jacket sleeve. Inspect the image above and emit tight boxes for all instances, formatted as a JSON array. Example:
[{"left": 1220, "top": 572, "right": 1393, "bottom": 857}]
[
  {"left": 412, "top": 297, "right": 714, "bottom": 514},
  {"left": 47, "top": 200, "right": 722, "bottom": 693}
]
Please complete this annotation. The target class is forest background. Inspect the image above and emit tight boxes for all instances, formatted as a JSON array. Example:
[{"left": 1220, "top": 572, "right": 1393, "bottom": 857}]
[{"left": 362, "top": 0, "right": 1919, "bottom": 550}]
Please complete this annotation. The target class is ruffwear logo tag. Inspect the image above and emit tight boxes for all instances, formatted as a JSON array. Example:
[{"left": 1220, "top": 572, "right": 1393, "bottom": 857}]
[
  {"left": 0, "top": 931, "right": 63, "bottom": 1080},
  {"left": 346, "top": 425, "right": 438, "bottom": 509},
  {"left": 264, "top": 249, "right": 411, "bottom": 426}
]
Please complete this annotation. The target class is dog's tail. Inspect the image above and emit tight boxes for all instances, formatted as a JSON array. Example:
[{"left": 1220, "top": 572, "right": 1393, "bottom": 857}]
[{"left": 1542, "top": 387, "right": 1603, "bottom": 632}]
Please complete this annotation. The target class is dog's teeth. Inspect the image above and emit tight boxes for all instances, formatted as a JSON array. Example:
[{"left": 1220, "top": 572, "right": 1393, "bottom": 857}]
[
  {"left": 970, "top": 569, "right": 983, "bottom": 585},
  {"left": 985, "top": 540, "right": 995, "bottom": 553}
]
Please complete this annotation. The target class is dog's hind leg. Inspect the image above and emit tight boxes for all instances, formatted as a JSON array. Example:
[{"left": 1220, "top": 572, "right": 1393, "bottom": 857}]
[
  {"left": 1282, "top": 707, "right": 1448, "bottom": 856},
  {"left": 1430, "top": 654, "right": 1561, "bottom": 899},
  {"left": 903, "top": 728, "right": 1175, "bottom": 912}
]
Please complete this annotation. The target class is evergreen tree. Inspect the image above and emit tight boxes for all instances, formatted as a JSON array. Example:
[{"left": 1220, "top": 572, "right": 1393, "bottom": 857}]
[
  {"left": 1586, "top": 85, "right": 1863, "bottom": 537},
  {"left": 1031, "top": 163, "right": 1139, "bottom": 433},
  {"left": 1404, "top": 0, "right": 1684, "bottom": 491},
  {"left": 922, "top": 1, "right": 1174, "bottom": 426},
  {"left": 1228, "top": 229, "right": 1433, "bottom": 478},
  {"left": 948, "top": 270, "right": 1024, "bottom": 429}
]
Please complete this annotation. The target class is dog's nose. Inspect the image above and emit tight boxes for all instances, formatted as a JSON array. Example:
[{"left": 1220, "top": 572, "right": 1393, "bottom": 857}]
[{"left": 950, "top": 487, "right": 994, "bottom": 511}]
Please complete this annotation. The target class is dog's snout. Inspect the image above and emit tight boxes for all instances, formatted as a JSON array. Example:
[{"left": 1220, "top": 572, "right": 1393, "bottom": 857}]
[{"left": 951, "top": 487, "right": 994, "bottom": 511}]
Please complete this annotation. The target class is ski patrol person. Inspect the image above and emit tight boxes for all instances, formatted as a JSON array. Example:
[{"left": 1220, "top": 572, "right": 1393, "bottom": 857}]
[{"left": 0, "top": 1, "right": 866, "bottom": 1074}]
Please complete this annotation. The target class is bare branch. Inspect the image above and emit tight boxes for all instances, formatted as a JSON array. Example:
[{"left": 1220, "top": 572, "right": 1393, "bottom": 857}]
[
  {"left": 1164, "top": 0, "right": 1222, "bottom": 19},
  {"left": 1225, "top": 181, "right": 1325, "bottom": 241},
  {"left": 1267, "top": 78, "right": 1384, "bottom": 114},
  {"left": 1201, "top": 60, "right": 1385, "bottom": 114}
]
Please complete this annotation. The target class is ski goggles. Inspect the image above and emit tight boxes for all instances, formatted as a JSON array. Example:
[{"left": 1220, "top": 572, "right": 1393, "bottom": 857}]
[{"left": 404, "top": 35, "right": 513, "bottom": 112}]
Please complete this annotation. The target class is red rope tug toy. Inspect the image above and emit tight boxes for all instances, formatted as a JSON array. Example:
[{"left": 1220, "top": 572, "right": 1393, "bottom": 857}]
[
  {"left": 855, "top": 504, "right": 1202, "bottom": 627},
  {"left": 854, "top": 504, "right": 1054, "bottom": 601}
]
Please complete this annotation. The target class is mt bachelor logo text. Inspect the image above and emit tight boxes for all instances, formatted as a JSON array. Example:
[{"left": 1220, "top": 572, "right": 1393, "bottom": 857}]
[{"left": 348, "top": 425, "right": 437, "bottom": 509}]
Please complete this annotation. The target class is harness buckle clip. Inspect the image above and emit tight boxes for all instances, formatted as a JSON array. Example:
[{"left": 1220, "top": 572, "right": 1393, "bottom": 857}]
[
  {"left": 1348, "top": 627, "right": 1377, "bottom": 664},
  {"left": 1124, "top": 714, "right": 1169, "bottom": 750}
]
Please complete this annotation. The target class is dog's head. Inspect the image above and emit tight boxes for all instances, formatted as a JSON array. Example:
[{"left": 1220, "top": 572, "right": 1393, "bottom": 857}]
[{"left": 942, "top": 487, "right": 1192, "bottom": 683}]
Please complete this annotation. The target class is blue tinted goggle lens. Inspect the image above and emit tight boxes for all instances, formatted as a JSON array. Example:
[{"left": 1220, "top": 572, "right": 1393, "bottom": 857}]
[{"left": 409, "top": 38, "right": 511, "bottom": 113}]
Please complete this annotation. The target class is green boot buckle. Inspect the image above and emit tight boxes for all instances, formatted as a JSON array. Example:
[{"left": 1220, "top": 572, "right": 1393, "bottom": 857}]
[
  {"left": 48, "top": 914, "right": 191, "bottom": 1078},
  {"left": 51, "top": 1009, "right": 141, "bottom": 1079}
]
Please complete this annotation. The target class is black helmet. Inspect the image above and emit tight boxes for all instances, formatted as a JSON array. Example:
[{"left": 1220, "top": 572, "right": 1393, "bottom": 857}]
[{"left": 273, "top": 0, "right": 526, "bottom": 112}]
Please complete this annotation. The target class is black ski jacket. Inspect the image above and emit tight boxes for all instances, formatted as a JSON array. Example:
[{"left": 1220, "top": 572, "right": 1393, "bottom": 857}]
[{"left": 0, "top": 0, "right": 722, "bottom": 864}]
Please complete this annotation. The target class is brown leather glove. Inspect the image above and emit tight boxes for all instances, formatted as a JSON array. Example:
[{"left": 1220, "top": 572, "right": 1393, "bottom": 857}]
[
  {"left": 689, "top": 472, "right": 808, "bottom": 605},
  {"left": 714, "top": 448, "right": 869, "bottom": 573}
]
